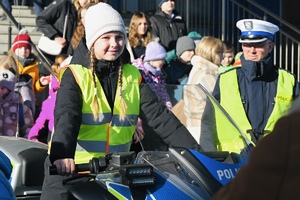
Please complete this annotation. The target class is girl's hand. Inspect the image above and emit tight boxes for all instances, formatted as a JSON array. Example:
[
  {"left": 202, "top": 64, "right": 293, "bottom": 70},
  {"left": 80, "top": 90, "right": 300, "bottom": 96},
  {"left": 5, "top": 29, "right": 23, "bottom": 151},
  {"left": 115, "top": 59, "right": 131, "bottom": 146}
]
[{"left": 53, "top": 158, "right": 75, "bottom": 176}]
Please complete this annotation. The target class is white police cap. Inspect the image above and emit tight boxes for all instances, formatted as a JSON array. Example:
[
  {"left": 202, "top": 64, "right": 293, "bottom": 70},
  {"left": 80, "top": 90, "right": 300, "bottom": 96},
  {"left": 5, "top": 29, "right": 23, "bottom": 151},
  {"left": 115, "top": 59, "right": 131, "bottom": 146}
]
[{"left": 236, "top": 19, "right": 279, "bottom": 43}]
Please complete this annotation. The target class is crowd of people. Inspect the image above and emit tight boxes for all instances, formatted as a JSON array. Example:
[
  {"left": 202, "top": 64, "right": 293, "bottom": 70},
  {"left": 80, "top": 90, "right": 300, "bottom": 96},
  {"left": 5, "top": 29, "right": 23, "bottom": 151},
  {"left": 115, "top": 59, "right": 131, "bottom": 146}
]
[{"left": 1, "top": 0, "right": 300, "bottom": 199}]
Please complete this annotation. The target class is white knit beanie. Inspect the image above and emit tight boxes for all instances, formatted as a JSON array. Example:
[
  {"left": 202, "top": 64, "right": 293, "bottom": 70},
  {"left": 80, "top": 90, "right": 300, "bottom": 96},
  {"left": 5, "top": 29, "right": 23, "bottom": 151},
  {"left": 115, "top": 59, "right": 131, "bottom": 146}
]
[{"left": 85, "top": 3, "right": 127, "bottom": 50}]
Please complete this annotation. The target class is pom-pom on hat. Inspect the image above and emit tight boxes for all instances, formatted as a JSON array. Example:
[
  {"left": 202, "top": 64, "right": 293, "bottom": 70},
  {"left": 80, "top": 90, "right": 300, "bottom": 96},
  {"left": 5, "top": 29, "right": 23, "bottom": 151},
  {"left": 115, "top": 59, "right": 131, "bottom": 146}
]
[
  {"left": 144, "top": 42, "right": 167, "bottom": 62},
  {"left": 236, "top": 19, "right": 279, "bottom": 43},
  {"left": 85, "top": 3, "right": 127, "bottom": 50},
  {"left": 176, "top": 36, "right": 195, "bottom": 57},
  {"left": 0, "top": 69, "right": 16, "bottom": 91},
  {"left": 12, "top": 33, "right": 32, "bottom": 53}
]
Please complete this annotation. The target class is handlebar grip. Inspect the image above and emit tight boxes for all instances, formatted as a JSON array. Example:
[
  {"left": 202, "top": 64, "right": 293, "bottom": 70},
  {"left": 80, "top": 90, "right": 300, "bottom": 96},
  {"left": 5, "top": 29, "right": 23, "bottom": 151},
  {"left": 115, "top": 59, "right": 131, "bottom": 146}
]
[{"left": 49, "top": 163, "right": 90, "bottom": 175}]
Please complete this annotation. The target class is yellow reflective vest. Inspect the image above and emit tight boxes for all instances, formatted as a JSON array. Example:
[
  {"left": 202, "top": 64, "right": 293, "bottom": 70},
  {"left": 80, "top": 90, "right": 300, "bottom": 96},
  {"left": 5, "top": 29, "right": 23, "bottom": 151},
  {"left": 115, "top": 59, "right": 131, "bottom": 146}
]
[
  {"left": 215, "top": 69, "right": 295, "bottom": 153},
  {"left": 63, "top": 64, "right": 141, "bottom": 164}
]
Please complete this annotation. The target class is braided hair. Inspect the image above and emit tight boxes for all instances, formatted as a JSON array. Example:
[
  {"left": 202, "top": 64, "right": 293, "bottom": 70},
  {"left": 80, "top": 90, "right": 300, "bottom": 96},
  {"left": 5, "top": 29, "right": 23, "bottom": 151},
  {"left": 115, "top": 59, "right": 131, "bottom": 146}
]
[{"left": 89, "top": 47, "right": 127, "bottom": 121}]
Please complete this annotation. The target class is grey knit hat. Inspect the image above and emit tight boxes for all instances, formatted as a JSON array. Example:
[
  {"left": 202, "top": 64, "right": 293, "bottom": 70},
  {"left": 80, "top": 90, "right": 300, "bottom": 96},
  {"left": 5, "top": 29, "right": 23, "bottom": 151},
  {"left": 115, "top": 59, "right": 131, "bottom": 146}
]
[
  {"left": 176, "top": 36, "right": 196, "bottom": 57},
  {"left": 0, "top": 69, "right": 16, "bottom": 91}
]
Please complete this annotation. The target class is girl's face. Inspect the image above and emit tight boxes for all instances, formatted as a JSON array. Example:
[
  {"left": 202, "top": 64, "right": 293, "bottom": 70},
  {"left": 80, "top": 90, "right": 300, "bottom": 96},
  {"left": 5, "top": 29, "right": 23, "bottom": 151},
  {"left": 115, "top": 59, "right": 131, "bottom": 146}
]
[
  {"left": 14, "top": 47, "right": 30, "bottom": 59},
  {"left": 221, "top": 52, "right": 234, "bottom": 66},
  {"left": 94, "top": 31, "right": 125, "bottom": 61},
  {"left": 136, "top": 18, "right": 148, "bottom": 37}
]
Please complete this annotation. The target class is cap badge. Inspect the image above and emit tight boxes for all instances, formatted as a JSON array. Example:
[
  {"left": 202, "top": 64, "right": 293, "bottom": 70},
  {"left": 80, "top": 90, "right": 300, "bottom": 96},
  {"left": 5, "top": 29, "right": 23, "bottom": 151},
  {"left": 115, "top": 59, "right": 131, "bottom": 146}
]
[{"left": 244, "top": 21, "right": 253, "bottom": 30}]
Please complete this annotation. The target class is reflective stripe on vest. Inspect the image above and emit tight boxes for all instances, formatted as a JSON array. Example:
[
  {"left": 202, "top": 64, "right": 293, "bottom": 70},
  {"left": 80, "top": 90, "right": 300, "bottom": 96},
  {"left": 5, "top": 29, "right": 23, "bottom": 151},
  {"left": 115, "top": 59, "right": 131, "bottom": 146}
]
[
  {"left": 216, "top": 69, "right": 294, "bottom": 153},
  {"left": 66, "top": 64, "right": 141, "bottom": 164}
]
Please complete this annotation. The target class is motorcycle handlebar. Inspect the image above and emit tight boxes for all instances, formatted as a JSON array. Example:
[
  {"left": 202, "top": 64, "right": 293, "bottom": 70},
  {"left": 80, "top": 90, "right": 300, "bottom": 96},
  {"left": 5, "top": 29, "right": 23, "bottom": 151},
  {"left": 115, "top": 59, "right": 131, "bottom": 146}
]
[
  {"left": 49, "top": 163, "right": 90, "bottom": 175},
  {"left": 49, "top": 156, "right": 108, "bottom": 175}
]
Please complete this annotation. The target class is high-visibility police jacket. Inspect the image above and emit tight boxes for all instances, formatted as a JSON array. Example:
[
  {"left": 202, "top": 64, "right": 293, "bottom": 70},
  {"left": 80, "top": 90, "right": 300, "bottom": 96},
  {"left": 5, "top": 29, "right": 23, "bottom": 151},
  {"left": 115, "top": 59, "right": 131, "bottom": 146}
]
[
  {"left": 63, "top": 64, "right": 141, "bottom": 164},
  {"left": 215, "top": 69, "right": 295, "bottom": 153}
]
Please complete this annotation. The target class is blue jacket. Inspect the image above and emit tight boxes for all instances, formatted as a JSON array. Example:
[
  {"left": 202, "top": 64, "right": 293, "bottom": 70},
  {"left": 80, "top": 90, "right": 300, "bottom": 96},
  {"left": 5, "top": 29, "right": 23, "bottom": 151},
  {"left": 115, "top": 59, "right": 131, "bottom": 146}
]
[{"left": 0, "top": 150, "right": 15, "bottom": 200}]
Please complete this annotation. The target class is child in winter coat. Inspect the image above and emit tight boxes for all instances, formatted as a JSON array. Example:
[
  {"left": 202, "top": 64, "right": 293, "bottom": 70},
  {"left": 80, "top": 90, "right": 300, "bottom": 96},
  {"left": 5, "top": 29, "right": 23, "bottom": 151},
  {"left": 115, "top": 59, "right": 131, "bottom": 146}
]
[
  {"left": 0, "top": 68, "right": 34, "bottom": 137},
  {"left": 165, "top": 36, "right": 195, "bottom": 85},
  {"left": 8, "top": 30, "right": 50, "bottom": 115},
  {"left": 132, "top": 41, "right": 172, "bottom": 110},
  {"left": 218, "top": 40, "right": 235, "bottom": 73},
  {"left": 131, "top": 41, "right": 172, "bottom": 148},
  {"left": 27, "top": 54, "right": 69, "bottom": 142}
]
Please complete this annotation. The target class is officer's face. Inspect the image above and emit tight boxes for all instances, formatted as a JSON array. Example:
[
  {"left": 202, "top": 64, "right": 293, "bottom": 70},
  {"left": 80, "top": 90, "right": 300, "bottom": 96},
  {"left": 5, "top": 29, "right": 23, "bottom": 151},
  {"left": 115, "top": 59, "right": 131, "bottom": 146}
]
[{"left": 242, "top": 40, "right": 274, "bottom": 62}]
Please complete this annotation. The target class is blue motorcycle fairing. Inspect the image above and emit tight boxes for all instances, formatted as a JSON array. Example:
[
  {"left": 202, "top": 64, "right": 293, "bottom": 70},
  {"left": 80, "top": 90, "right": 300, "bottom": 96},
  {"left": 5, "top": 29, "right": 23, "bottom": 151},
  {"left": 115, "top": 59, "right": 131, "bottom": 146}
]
[
  {"left": 189, "top": 149, "right": 248, "bottom": 185},
  {"left": 106, "top": 170, "right": 205, "bottom": 200}
]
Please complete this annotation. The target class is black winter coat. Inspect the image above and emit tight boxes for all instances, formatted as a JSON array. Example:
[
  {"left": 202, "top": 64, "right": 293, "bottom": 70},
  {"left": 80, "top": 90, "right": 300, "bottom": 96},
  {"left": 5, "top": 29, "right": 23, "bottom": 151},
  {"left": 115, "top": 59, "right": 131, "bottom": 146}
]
[
  {"left": 150, "top": 10, "right": 187, "bottom": 52},
  {"left": 36, "top": 0, "right": 78, "bottom": 54},
  {"left": 49, "top": 40, "right": 200, "bottom": 162}
]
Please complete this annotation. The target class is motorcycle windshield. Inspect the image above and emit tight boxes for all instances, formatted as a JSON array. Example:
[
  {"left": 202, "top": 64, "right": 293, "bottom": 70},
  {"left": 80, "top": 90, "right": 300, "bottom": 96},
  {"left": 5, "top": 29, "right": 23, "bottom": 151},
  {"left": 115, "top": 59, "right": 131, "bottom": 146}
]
[
  {"left": 162, "top": 82, "right": 254, "bottom": 154},
  {"left": 135, "top": 150, "right": 212, "bottom": 200},
  {"left": 196, "top": 83, "right": 255, "bottom": 153}
]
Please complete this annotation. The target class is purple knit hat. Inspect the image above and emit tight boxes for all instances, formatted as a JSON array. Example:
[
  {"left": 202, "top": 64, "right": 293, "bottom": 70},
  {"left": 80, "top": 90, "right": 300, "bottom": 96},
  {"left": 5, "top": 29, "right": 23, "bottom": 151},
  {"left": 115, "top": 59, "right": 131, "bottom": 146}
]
[{"left": 144, "top": 42, "right": 167, "bottom": 62}]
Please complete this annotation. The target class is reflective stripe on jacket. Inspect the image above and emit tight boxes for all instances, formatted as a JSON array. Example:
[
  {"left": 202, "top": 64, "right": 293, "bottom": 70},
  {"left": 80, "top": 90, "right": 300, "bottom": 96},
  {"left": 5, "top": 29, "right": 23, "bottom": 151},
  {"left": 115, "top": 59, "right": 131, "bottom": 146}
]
[
  {"left": 64, "top": 64, "right": 141, "bottom": 164},
  {"left": 216, "top": 69, "right": 294, "bottom": 153}
]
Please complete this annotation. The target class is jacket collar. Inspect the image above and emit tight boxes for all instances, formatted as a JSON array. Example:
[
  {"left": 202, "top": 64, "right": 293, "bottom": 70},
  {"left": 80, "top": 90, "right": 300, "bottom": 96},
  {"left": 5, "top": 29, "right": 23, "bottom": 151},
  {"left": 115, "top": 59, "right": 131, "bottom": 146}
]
[{"left": 240, "top": 54, "right": 277, "bottom": 81}]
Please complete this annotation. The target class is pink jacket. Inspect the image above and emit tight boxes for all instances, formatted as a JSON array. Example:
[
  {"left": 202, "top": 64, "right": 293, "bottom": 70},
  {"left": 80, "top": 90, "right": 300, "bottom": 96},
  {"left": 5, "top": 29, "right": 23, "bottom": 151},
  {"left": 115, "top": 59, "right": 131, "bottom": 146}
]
[{"left": 27, "top": 75, "right": 59, "bottom": 140}]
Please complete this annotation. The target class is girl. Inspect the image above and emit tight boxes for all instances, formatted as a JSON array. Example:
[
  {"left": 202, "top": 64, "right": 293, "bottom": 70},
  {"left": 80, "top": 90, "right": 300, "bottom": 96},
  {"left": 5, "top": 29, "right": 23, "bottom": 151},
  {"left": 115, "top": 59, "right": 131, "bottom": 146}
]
[
  {"left": 183, "top": 36, "right": 223, "bottom": 145},
  {"left": 41, "top": 3, "right": 200, "bottom": 199},
  {"left": 127, "top": 12, "right": 157, "bottom": 62},
  {"left": 27, "top": 54, "right": 69, "bottom": 142}
]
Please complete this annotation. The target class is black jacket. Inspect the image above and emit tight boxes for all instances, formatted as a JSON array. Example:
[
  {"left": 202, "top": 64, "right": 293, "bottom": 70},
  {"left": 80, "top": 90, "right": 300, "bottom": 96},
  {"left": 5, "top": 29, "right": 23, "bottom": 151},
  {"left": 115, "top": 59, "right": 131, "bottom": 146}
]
[
  {"left": 149, "top": 10, "right": 187, "bottom": 52},
  {"left": 36, "top": 0, "right": 77, "bottom": 54},
  {"left": 50, "top": 41, "right": 200, "bottom": 162}
]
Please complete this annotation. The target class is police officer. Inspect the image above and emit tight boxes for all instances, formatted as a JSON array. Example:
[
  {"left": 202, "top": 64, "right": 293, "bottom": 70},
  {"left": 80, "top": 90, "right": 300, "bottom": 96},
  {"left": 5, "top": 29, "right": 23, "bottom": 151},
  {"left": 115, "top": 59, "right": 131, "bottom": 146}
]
[{"left": 201, "top": 19, "right": 300, "bottom": 153}]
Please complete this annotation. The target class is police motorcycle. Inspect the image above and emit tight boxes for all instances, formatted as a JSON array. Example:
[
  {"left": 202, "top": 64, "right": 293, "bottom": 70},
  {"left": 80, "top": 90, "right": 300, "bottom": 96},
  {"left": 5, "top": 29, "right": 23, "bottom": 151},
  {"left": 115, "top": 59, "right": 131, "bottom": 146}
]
[
  {"left": 46, "top": 83, "right": 254, "bottom": 200},
  {"left": 0, "top": 83, "right": 253, "bottom": 199}
]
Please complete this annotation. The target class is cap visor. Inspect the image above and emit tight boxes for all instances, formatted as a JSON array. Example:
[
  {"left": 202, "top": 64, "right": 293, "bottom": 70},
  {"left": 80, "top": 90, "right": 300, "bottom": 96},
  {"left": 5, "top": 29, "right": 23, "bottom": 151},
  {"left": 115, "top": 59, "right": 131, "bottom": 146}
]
[{"left": 238, "top": 37, "right": 268, "bottom": 43}]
